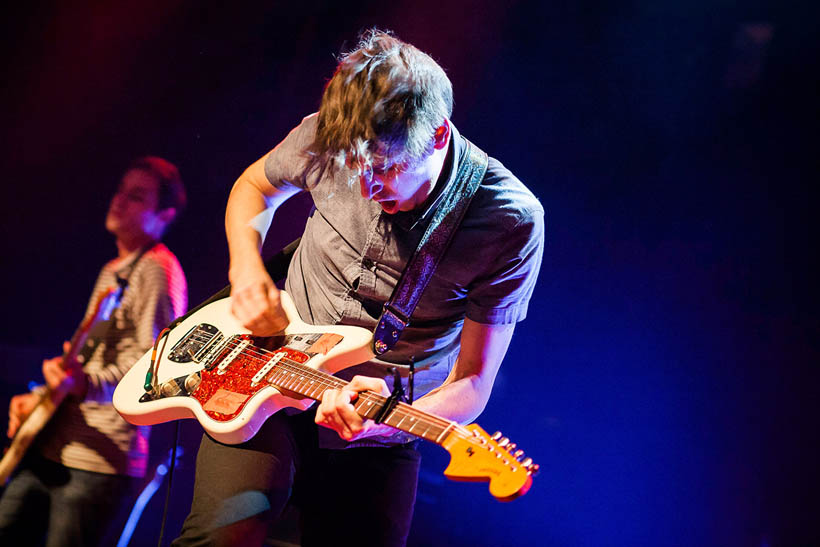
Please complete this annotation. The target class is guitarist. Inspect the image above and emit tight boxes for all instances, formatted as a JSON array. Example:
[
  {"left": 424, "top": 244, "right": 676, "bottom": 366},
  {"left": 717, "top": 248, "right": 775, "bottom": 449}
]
[
  {"left": 0, "top": 157, "right": 188, "bottom": 546},
  {"left": 173, "top": 30, "right": 544, "bottom": 547}
]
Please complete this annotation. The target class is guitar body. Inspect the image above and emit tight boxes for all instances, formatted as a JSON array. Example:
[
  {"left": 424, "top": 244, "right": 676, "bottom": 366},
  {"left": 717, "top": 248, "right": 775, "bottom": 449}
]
[
  {"left": 0, "top": 285, "right": 124, "bottom": 484},
  {"left": 113, "top": 291, "right": 375, "bottom": 445},
  {"left": 0, "top": 393, "right": 62, "bottom": 483},
  {"left": 114, "top": 290, "right": 538, "bottom": 500}
]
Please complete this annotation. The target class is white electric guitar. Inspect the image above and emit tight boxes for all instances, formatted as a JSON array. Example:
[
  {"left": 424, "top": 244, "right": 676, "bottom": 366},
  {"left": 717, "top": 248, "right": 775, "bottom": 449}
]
[{"left": 113, "top": 291, "right": 537, "bottom": 501}]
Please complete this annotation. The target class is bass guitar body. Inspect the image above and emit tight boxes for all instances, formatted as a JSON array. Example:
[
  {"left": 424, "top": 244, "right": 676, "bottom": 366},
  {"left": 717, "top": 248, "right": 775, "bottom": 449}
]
[{"left": 0, "top": 285, "right": 124, "bottom": 484}]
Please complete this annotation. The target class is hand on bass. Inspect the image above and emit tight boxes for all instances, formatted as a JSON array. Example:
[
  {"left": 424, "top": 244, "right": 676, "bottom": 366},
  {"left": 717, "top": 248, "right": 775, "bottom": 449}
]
[
  {"left": 7, "top": 393, "right": 38, "bottom": 438},
  {"left": 41, "top": 341, "right": 87, "bottom": 398}
]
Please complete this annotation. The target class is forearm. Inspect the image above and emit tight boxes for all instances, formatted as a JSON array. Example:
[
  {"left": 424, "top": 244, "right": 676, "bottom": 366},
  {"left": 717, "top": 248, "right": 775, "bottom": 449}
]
[
  {"left": 331, "top": 370, "right": 494, "bottom": 443},
  {"left": 412, "top": 368, "right": 493, "bottom": 425},
  {"left": 226, "top": 178, "right": 271, "bottom": 278},
  {"left": 410, "top": 319, "right": 514, "bottom": 425},
  {"left": 225, "top": 158, "right": 300, "bottom": 281}
]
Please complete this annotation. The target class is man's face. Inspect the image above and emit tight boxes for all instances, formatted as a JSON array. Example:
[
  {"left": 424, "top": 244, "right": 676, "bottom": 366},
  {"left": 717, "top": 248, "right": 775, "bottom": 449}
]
[
  {"left": 105, "top": 169, "right": 165, "bottom": 239},
  {"left": 358, "top": 152, "right": 439, "bottom": 215},
  {"left": 357, "top": 121, "right": 450, "bottom": 214}
]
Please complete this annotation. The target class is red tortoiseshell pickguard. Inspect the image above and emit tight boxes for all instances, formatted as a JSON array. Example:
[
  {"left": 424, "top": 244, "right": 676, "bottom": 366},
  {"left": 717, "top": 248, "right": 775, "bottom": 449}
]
[{"left": 192, "top": 344, "right": 310, "bottom": 423}]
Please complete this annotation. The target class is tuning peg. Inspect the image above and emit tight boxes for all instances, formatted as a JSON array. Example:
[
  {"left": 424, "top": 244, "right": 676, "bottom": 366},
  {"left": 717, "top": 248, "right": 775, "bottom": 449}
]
[
  {"left": 472, "top": 429, "right": 490, "bottom": 444},
  {"left": 513, "top": 449, "right": 525, "bottom": 460},
  {"left": 498, "top": 437, "right": 510, "bottom": 448},
  {"left": 505, "top": 442, "right": 517, "bottom": 452},
  {"left": 491, "top": 431, "right": 502, "bottom": 441},
  {"left": 527, "top": 463, "right": 540, "bottom": 476},
  {"left": 521, "top": 457, "right": 533, "bottom": 467}
]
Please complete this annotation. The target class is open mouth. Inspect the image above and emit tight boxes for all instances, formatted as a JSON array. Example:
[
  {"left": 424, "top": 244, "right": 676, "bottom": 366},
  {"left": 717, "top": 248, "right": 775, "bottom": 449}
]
[{"left": 379, "top": 200, "right": 398, "bottom": 214}]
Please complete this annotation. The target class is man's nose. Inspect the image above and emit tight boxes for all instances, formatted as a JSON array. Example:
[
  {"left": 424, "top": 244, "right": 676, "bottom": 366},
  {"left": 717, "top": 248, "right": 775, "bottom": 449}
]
[{"left": 360, "top": 176, "right": 384, "bottom": 200}]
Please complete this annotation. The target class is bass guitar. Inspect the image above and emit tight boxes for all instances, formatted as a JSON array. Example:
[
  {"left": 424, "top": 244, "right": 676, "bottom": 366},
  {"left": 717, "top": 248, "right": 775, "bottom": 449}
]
[
  {"left": 0, "top": 285, "right": 125, "bottom": 484},
  {"left": 113, "top": 291, "right": 537, "bottom": 501}
]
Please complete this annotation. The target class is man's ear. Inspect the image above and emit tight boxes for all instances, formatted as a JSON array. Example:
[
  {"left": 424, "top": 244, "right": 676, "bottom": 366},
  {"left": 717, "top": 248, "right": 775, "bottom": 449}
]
[{"left": 432, "top": 119, "right": 451, "bottom": 150}]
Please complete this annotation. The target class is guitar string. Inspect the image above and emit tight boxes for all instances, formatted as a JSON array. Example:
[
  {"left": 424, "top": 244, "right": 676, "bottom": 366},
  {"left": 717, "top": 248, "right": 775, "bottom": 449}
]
[
  {"left": 217, "top": 339, "right": 460, "bottom": 437},
  {"left": 168, "top": 334, "right": 521, "bottom": 455},
  {"left": 198, "top": 338, "right": 507, "bottom": 450},
  {"left": 184, "top": 334, "right": 479, "bottom": 445}
]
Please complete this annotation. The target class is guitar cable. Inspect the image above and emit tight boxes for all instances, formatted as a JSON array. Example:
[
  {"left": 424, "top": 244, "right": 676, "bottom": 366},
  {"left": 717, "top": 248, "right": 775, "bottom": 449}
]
[
  {"left": 141, "top": 325, "right": 181, "bottom": 546},
  {"left": 157, "top": 420, "right": 181, "bottom": 547},
  {"left": 145, "top": 327, "right": 172, "bottom": 394}
]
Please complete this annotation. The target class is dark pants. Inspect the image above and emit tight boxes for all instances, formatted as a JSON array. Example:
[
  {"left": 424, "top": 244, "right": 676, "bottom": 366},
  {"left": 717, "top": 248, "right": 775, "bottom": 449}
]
[
  {"left": 0, "top": 455, "right": 134, "bottom": 547},
  {"left": 172, "top": 410, "right": 421, "bottom": 547}
]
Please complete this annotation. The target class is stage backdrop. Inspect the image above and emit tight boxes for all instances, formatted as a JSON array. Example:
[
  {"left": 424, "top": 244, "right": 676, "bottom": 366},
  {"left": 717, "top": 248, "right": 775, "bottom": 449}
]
[{"left": 1, "top": 1, "right": 817, "bottom": 545}]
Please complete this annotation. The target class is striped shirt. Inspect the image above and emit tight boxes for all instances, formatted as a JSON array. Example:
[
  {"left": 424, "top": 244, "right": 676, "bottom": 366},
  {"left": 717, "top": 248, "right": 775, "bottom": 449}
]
[{"left": 38, "top": 243, "right": 187, "bottom": 477}]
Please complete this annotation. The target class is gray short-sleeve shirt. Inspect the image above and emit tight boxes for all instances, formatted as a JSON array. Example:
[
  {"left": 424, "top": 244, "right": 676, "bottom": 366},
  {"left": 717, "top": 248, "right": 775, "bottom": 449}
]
[{"left": 265, "top": 114, "right": 544, "bottom": 445}]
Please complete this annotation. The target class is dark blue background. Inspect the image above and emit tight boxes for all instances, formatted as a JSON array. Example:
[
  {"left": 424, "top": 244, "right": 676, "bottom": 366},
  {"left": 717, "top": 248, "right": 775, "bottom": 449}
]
[{"left": 1, "top": 1, "right": 817, "bottom": 545}]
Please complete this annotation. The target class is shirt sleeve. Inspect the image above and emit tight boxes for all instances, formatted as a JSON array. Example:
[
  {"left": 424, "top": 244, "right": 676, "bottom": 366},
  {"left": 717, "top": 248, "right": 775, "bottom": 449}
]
[
  {"left": 84, "top": 256, "right": 186, "bottom": 403},
  {"left": 264, "top": 113, "right": 320, "bottom": 191},
  {"left": 465, "top": 207, "right": 545, "bottom": 325}
]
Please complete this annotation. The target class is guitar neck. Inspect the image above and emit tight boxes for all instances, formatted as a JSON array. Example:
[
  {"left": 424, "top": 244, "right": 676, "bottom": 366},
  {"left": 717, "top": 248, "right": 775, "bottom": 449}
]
[
  {"left": 60, "top": 286, "right": 122, "bottom": 371},
  {"left": 61, "top": 328, "right": 88, "bottom": 371},
  {"left": 269, "top": 357, "right": 460, "bottom": 446}
]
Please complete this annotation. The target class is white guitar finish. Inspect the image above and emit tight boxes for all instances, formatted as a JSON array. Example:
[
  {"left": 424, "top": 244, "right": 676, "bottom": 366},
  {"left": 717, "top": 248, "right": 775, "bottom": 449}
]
[
  {"left": 114, "top": 290, "right": 539, "bottom": 500},
  {"left": 113, "top": 291, "right": 375, "bottom": 445}
]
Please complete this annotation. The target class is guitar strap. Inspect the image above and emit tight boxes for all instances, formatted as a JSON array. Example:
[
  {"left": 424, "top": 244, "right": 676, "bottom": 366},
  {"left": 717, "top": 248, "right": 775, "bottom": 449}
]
[
  {"left": 162, "top": 137, "right": 488, "bottom": 366},
  {"left": 78, "top": 242, "right": 157, "bottom": 362},
  {"left": 115, "top": 241, "right": 157, "bottom": 285},
  {"left": 372, "top": 138, "right": 489, "bottom": 356}
]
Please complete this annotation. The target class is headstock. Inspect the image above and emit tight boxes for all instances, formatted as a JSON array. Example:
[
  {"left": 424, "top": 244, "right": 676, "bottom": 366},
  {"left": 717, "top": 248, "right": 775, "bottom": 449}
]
[{"left": 441, "top": 423, "right": 539, "bottom": 502}]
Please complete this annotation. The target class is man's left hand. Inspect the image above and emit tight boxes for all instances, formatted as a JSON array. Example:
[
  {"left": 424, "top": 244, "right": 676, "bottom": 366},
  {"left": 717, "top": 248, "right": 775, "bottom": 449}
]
[
  {"left": 315, "top": 375, "right": 397, "bottom": 441},
  {"left": 42, "top": 342, "right": 87, "bottom": 398}
]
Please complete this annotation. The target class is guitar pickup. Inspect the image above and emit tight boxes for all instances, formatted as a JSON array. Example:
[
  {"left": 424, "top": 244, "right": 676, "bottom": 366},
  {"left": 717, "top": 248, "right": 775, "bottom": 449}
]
[
  {"left": 251, "top": 352, "right": 286, "bottom": 385},
  {"left": 216, "top": 338, "right": 250, "bottom": 374}
]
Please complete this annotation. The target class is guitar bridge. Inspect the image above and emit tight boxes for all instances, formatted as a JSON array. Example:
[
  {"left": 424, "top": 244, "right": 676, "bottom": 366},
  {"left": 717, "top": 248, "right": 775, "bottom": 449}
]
[{"left": 168, "top": 323, "right": 223, "bottom": 363}]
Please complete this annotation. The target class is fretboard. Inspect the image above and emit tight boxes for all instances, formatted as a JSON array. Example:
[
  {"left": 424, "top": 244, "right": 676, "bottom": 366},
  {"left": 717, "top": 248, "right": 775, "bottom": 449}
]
[{"left": 261, "top": 350, "right": 460, "bottom": 446}]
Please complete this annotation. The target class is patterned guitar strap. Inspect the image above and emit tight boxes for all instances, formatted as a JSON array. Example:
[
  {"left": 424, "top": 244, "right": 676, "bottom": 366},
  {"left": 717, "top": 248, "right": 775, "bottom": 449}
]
[
  {"left": 78, "top": 242, "right": 156, "bottom": 363},
  {"left": 372, "top": 138, "right": 489, "bottom": 367}
]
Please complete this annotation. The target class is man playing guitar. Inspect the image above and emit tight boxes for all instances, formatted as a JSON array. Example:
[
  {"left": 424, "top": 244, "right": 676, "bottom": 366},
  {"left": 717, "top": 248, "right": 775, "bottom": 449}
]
[
  {"left": 0, "top": 157, "right": 188, "bottom": 546},
  {"left": 172, "top": 30, "right": 544, "bottom": 546}
]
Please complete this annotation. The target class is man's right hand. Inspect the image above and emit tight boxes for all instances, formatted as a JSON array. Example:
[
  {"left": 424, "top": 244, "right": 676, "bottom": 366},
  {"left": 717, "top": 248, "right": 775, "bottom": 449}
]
[
  {"left": 224, "top": 152, "right": 301, "bottom": 337},
  {"left": 7, "top": 393, "right": 38, "bottom": 439},
  {"left": 229, "top": 266, "right": 289, "bottom": 336}
]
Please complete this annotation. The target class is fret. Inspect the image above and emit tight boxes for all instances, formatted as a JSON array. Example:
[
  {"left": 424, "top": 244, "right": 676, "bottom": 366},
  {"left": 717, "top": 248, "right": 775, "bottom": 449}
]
[
  {"left": 251, "top": 351, "right": 284, "bottom": 384},
  {"left": 292, "top": 374, "right": 307, "bottom": 390},
  {"left": 358, "top": 398, "right": 378, "bottom": 420},
  {"left": 259, "top": 356, "right": 453, "bottom": 446},
  {"left": 353, "top": 396, "right": 372, "bottom": 419},
  {"left": 268, "top": 369, "right": 285, "bottom": 385},
  {"left": 393, "top": 407, "right": 441, "bottom": 437},
  {"left": 435, "top": 421, "right": 457, "bottom": 444}
]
